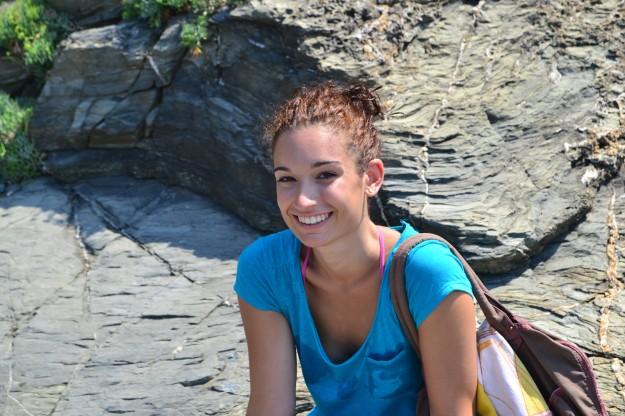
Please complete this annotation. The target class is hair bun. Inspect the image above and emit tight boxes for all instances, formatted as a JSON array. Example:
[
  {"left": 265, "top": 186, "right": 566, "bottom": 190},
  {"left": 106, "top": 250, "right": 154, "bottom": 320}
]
[
  {"left": 346, "top": 84, "right": 384, "bottom": 120},
  {"left": 265, "top": 80, "right": 383, "bottom": 170}
]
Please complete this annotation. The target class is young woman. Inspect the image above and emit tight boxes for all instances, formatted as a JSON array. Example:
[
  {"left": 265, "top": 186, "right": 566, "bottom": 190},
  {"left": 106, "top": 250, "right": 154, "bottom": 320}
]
[{"left": 234, "top": 81, "right": 477, "bottom": 415}]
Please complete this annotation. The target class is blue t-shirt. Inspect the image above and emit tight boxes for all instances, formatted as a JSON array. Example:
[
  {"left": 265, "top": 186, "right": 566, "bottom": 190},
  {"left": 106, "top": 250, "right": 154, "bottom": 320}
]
[{"left": 233, "top": 221, "right": 473, "bottom": 415}]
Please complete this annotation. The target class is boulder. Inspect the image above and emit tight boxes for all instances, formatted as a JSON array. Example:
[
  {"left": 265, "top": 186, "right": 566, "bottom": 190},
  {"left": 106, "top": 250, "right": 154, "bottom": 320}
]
[
  {"left": 47, "top": 0, "right": 122, "bottom": 27},
  {"left": 30, "top": 21, "right": 162, "bottom": 149},
  {"left": 0, "top": 56, "right": 30, "bottom": 95},
  {"left": 32, "top": 0, "right": 625, "bottom": 274},
  {"left": 1, "top": 175, "right": 623, "bottom": 414},
  {"left": 484, "top": 166, "right": 625, "bottom": 414}
]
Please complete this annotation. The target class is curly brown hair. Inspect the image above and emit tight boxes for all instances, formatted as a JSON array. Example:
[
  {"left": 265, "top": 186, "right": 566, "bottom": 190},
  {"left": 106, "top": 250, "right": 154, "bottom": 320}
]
[{"left": 264, "top": 81, "right": 385, "bottom": 173}]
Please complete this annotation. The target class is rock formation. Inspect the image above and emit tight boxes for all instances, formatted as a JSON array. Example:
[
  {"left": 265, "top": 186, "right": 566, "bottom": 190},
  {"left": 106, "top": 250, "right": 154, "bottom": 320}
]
[
  {"left": 3, "top": 0, "right": 624, "bottom": 413},
  {"left": 47, "top": 0, "right": 122, "bottom": 27},
  {"left": 31, "top": 0, "right": 625, "bottom": 274},
  {"left": 1, "top": 173, "right": 624, "bottom": 414}
]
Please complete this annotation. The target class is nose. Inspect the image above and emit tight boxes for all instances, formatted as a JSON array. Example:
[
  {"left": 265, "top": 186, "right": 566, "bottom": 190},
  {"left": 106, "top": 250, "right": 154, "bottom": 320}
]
[{"left": 294, "top": 180, "right": 318, "bottom": 209}]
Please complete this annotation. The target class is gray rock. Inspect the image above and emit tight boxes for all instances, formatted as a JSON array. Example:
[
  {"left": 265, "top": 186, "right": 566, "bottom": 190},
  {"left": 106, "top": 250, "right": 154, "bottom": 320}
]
[
  {"left": 149, "top": 16, "right": 189, "bottom": 87},
  {"left": 0, "top": 176, "right": 272, "bottom": 415},
  {"left": 0, "top": 178, "right": 85, "bottom": 415},
  {"left": 1, "top": 175, "right": 623, "bottom": 414},
  {"left": 29, "top": 0, "right": 625, "bottom": 276},
  {"left": 378, "top": 1, "right": 624, "bottom": 273},
  {"left": 0, "top": 56, "right": 30, "bottom": 95},
  {"left": 48, "top": 0, "right": 122, "bottom": 27},
  {"left": 30, "top": 21, "right": 159, "bottom": 150},
  {"left": 483, "top": 168, "right": 625, "bottom": 414},
  {"left": 89, "top": 89, "right": 159, "bottom": 147}
]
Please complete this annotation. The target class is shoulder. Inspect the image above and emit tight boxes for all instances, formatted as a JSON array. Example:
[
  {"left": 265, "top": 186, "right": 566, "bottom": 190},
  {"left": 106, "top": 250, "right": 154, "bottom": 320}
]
[
  {"left": 235, "top": 229, "right": 297, "bottom": 313},
  {"left": 403, "top": 237, "right": 473, "bottom": 327},
  {"left": 239, "top": 228, "right": 297, "bottom": 268},
  {"left": 405, "top": 239, "right": 466, "bottom": 277}
]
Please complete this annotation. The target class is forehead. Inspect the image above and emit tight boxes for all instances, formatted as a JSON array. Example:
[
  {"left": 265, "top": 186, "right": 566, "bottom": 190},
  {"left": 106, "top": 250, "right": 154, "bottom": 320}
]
[{"left": 273, "top": 125, "right": 354, "bottom": 166}]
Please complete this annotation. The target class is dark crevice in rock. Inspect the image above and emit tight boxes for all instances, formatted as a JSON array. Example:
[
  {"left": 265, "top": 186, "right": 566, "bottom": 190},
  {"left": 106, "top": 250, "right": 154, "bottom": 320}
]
[
  {"left": 47, "top": 337, "right": 100, "bottom": 416},
  {"left": 139, "top": 314, "right": 194, "bottom": 320},
  {"left": 586, "top": 350, "right": 625, "bottom": 361},
  {"left": 195, "top": 298, "right": 232, "bottom": 326},
  {"left": 86, "top": 98, "right": 123, "bottom": 146},
  {"left": 69, "top": 193, "right": 97, "bottom": 258},
  {"left": 180, "top": 375, "right": 213, "bottom": 387},
  {"left": 98, "top": 292, "right": 136, "bottom": 297},
  {"left": 69, "top": 192, "right": 96, "bottom": 329},
  {"left": 5, "top": 192, "right": 94, "bottom": 337},
  {"left": 101, "top": 322, "right": 123, "bottom": 328},
  {"left": 495, "top": 298, "right": 574, "bottom": 319},
  {"left": 71, "top": 187, "right": 196, "bottom": 284},
  {"left": 373, "top": 194, "right": 390, "bottom": 226},
  {"left": 124, "top": 188, "right": 170, "bottom": 226}
]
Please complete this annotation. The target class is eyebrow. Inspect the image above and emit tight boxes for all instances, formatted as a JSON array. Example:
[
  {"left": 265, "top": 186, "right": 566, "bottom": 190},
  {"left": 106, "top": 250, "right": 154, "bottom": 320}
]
[{"left": 273, "top": 160, "right": 340, "bottom": 173}]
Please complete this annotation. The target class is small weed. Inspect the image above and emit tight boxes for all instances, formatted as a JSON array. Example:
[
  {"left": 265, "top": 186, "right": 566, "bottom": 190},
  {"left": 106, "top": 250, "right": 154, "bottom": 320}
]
[
  {"left": 122, "top": 0, "right": 245, "bottom": 50},
  {"left": 0, "top": 92, "right": 41, "bottom": 182}
]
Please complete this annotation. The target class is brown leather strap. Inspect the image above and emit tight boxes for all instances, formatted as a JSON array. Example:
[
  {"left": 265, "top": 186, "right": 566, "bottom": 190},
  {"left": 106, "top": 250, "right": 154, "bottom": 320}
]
[{"left": 390, "top": 233, "right": 518, "bottom": 358}]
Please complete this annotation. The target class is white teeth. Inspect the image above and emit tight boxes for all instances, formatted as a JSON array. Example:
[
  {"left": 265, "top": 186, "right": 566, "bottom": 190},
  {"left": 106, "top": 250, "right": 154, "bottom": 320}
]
[{"left": 297, "top": 213, "right": 330, "bottom": 225}]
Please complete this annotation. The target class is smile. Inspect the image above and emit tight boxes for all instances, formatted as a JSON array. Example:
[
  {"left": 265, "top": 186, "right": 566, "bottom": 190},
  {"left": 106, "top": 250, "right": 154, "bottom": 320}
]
[{"left": 295, "top": 212, "right": 332, "bottom": 225}]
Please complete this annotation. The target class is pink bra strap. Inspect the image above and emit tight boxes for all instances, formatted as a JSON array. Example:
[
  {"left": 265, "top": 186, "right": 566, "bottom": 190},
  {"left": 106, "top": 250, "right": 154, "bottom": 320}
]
[
  {"left": 301, "top": 227, "right": 386, "bottom": 283},
  {"left": 301, "top": 243, "right": 312, "bottom": 283},
  {"left": 378, "top": 226, "right": 385, "bottom": 277}
]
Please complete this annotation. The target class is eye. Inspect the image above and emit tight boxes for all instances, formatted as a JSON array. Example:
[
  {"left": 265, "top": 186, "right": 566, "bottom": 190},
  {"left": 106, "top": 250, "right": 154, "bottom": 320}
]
[
  {"left": 317, "top": 171, "right": 337, "bottom": 180},
  {"left": 276, "top": 175, "right": 295, "bottom": 183}
]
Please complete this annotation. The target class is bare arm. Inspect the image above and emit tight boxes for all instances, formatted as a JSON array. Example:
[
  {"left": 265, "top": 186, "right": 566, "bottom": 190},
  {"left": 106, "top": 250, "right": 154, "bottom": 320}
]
[
  {"left": 238, "top": 296, "right": 296, "bottom": 416},
  {"left": 419, "top": 291, "right": 477, "bottom": 416}
]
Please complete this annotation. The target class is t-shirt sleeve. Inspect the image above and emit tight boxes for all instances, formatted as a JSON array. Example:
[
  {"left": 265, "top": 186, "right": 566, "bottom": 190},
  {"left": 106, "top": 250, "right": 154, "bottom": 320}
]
[
  {"left": 404, "top": 240, "right": 474, "bottom": 328},
  {"left": 233, "top": 238, "right": 281, "bottom": 313}
]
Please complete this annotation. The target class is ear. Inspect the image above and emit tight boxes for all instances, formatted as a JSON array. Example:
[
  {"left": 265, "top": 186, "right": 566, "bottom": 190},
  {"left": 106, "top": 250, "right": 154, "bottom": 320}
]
[{"left": 364, "top": 158, "right": 384, "bottom": 197}]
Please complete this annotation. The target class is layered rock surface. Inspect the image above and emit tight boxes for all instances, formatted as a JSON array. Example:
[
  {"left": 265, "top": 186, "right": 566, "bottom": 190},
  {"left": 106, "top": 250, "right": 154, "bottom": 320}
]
[
  {"left": 30, "top": 0, "right": 625, "bottom": 274},
  {"left": 48, "top": 0, "right": 122, "bottom": 27},
  {"left": 1, "top": 175, "right": 624, "bottom": 414},
  {"left": 0, "top": 176, "right": 314, "bottom": 415},
  {"left": 0, "top": 56, "right": 29, "bottom": 95},
  {"left": 16, "top": 1, "right": 625, "bottom": 412}
]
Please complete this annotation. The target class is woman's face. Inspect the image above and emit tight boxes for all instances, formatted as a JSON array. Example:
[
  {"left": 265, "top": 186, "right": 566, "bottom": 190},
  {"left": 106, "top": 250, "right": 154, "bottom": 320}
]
[{"left": 272, "top": 124, "right": 370, "bottom": 248}]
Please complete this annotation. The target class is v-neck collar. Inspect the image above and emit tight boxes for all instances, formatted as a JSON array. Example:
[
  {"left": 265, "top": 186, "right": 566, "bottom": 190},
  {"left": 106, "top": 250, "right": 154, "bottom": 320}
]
[{"left": 293, "top": 222, "right": 411, "bottom": 367}]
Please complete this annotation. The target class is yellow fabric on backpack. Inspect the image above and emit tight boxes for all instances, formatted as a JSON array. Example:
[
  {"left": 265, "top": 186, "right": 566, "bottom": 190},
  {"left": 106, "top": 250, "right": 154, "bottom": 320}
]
[
  {"left": 475, "top": 321, "right": 551, "bottom": 416},
  {"left": 476, "top": 382, "right": 498, "bottom": 416},
  {"left": 515, "top": 356, "right": 551, "bottom": 415}
]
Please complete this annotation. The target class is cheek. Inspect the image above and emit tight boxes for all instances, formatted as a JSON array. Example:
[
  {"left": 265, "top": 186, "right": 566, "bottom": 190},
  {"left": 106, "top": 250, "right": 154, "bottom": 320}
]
[
  {"left": 275, "top": 186, "right": 294, "bottom": 210},
  {"left": 324, "top": 182, "right": 364, "bottom": 206}
]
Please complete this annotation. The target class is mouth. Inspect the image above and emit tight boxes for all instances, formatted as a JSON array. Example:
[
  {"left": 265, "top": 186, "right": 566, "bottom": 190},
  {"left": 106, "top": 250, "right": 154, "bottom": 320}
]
[{"left": 294, "top": 212, "right": 333, "bottom": 226}]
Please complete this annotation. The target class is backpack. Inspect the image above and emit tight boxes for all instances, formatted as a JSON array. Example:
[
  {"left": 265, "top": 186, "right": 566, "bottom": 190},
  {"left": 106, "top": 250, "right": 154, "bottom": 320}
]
[{"left": 389, "top": 233, "right": 608, "bottom": 416}]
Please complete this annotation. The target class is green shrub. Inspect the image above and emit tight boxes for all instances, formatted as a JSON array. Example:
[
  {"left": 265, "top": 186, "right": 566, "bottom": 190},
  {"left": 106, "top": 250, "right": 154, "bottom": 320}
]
[
  {"left": 0, "top": 92, "right": 41, "bottom": 182},
  {"left": 180, "top": 14, "right": 208, "bottom": 52},
  {"left": 0, "top": 0, "right": 70, "bottom": 79},
  {"left": 122, "top": 0, "right": 244, "bottom": 51}
]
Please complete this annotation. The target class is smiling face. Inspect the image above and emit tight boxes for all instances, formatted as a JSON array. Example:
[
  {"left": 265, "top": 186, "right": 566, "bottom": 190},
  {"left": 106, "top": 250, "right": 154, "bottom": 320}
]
[{"left": 273, "top": 124, "right": 373, "bottom": 248}]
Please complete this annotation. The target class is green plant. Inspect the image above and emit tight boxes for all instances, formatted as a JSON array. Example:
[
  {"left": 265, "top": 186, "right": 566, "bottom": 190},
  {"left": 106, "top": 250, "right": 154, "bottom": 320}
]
[
  {"left": 0, "top": 0, "right": 70, "bottom": 79},
  {"left": 180, "top": 14, "right": 208, "bottom": 52},
  {"left": 0, "top": 92, "right": 41, "bottom": 182},
  {"left": 122, "top": 0, "right": 244, "bottom": 52}
]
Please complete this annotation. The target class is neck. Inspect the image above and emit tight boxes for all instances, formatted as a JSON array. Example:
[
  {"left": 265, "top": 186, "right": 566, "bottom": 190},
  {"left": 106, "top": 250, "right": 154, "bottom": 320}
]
[{"left": 307, "top": 219, "right": 381, "bottom": 289}]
